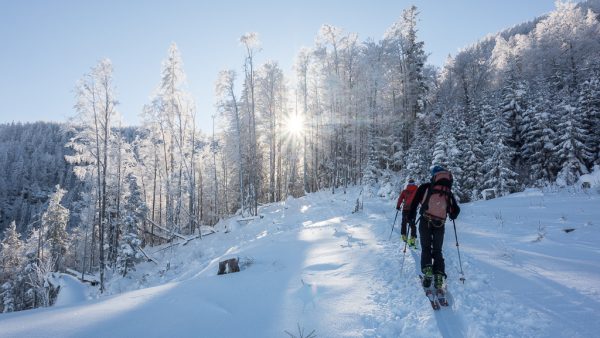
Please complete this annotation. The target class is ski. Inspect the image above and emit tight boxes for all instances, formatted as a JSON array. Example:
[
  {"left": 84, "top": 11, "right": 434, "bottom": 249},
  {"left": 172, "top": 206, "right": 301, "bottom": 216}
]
[
  {"left": 426, "top": 289, "right": 440, "bottom": 310},
  {"left": 419, "top": 275, "right": 440, "bottom": 310},
  {"left": 436, "top": 288, "right": 449, "bottom": 307}
]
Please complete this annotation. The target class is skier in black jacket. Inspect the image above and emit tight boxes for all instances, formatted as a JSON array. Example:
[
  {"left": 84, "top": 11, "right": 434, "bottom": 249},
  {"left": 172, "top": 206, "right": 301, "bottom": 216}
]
[{"left": 408, "top": 165, "right": 460, "bottom": 289}]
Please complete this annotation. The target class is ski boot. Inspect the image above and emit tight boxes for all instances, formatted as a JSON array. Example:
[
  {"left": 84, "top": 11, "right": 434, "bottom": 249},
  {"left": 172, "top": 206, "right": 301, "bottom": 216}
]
[
  {"left": 408, "top": 237, "right": 417, "bottom": 248},
  {"left": 422, "top": 265, "right": 433, "bottom": 288},
  {"left": 401, "top": 234, "right": 407, "bottom": 243},
  {"left": 434, "top": 273, "right": 449, "bottom": 306},
  {"left": 434, "top": 273, "right": 445, "bottom": 289}
]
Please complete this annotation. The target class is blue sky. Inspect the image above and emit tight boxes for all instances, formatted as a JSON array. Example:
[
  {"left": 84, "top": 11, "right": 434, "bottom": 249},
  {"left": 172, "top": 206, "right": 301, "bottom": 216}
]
[{"left": 0, "top": 0, "right": 562, "bottom": 132}]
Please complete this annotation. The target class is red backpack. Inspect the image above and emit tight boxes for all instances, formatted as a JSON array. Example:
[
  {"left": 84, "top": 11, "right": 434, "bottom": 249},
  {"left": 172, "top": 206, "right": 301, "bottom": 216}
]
[{"left": 421, "top": 170, "right": 453, "bottom": 222}]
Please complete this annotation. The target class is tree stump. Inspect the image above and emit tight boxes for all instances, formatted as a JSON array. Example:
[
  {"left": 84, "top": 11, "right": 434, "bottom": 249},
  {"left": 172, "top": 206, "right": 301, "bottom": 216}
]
[{"left": 218, "top": 258, "right": 240, "bottom": 275}]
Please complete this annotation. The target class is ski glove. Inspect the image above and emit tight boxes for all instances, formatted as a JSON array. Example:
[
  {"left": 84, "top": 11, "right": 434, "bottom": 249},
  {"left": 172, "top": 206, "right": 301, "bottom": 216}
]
[{"left": 448, "top": 195, "right": 460, "bottom": 220}]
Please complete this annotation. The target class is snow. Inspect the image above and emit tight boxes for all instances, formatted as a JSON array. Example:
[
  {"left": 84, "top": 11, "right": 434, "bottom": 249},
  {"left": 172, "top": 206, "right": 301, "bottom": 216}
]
[
  {"left": 1, "top": 187, "right": 599, "bottom": 337},
  {"left": 579, "top": 165, "right": 600, "bottom": 188},
  {"left": 53, "top": 274, "right": 90, "bottom": 307}
]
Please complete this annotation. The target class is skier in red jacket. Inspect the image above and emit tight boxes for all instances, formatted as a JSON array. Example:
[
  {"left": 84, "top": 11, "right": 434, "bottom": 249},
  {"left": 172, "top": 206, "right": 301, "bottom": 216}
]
[{"left": 396, "top": 178, "right": 418, "bottom": 247}]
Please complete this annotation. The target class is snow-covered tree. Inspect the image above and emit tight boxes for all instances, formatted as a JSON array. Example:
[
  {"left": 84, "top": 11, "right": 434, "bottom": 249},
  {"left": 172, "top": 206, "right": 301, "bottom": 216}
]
[
  {"left": 240, "top": 32, "right": 262, "bottom": 214},
  {"left": 256, "top": 61, "right": 286, "bottom": 203},
  {"left": 43, "top": 185, "right": 70, "bottom": 272},
  {"left": 143, "top": 43, "right": 197, "bottom": 231},
  {"left": 1, "top": 282, "right": 15, "bottom": 313},
  {"left": 454, "top": 113, "right": 483, "bottom": 201},
  {"left": 18, "top": 250, "right": 56, "bottom": 309},
  {"left": 499, "top": 69, "right": 527, "bottom": 174},
  {"left": 363, "top": 121, "right": 381, "bottom": 194},
  {"left": 532, "top": 1, "right": 600, "bottom": 93},
  {"left": 216, "top": 69, "right": 245, "bottom": 216},
  {"left": 521, "top": 87, "right": 557, "bottom": 184},
  {"left": 431, "top": 111, "right": 463, "bottom": 196},
  {"left": 404, "top": 116, "right": 433, "bottom": 183},
  {"left": 116, "top": 174, "right": 146, "bottom": 277},
  {"left": 0, "top": 221, "right": 23, "bottom": 280},
  {"left": 383, "top": 6, "right": 428, "bottom": 166},
  {"left": 483, "top": 105, "right": 519, "bottom": 195},
  {"left": 578, "top": 76, "right": 600, "bottom": 166},
  {"left": 0, "top": 221, "right": 24, "bottom": 312},
  {"left": 67, "top": 58, "right": 120, "bottom": 292},
  {"left": 554, "top": 100, "right": 593, "bottom": 185}
]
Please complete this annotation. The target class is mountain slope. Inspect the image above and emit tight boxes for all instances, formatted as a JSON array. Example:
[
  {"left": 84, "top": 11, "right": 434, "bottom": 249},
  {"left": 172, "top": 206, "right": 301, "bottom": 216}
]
[{"left": 0, "top": 187, "right": 599, "bottom": 337}]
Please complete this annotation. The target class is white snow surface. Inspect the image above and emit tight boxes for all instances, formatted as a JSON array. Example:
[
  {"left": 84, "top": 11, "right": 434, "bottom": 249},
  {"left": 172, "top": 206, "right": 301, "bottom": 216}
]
[
  {"left": 53, "top": 274, "right": 90, "bottom": 307},
  {"left": 1, "top": 187, "right": 599, "bottom": 337}
]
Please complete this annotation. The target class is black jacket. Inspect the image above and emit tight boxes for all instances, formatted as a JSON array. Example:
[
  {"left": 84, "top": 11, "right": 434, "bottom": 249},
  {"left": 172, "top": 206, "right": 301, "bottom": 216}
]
[{"left": 408, "top": 183, "right": 460, "bottom": 222}]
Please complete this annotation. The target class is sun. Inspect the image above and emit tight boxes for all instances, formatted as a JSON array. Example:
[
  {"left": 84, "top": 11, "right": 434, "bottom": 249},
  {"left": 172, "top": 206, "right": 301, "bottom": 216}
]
[{"left": 284, "top": 114, "right": 304, "bottom": 137}]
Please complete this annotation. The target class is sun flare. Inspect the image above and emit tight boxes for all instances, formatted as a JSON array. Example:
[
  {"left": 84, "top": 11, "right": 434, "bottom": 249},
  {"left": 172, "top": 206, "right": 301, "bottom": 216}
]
[{"left": 284, "top": 114, "right": 304, "bottom": 136}]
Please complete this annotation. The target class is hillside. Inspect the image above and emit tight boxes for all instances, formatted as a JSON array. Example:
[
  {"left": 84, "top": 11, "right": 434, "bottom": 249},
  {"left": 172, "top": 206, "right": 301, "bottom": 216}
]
[{"left": 0, "top": 186, "right": 598, "bottom": 337}]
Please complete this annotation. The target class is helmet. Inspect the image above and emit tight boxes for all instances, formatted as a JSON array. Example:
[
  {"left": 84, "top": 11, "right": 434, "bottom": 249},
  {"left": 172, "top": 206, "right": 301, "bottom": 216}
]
[
  {"left": 431, "top": 165, "right": 446, "bottom": 177},
  {"left": 408, "top": 178, "right": 415, "bottom": 184}
]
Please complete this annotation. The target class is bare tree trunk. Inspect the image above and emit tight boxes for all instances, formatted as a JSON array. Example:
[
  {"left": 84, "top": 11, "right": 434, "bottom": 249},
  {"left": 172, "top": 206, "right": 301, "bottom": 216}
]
[
  {"left": 189, "top": 116, "right": 196, "bottom": 236},
  {"left": 99, "top": 106, "right": 108, "bottom": 293},
  {"left": 212, "top": 115, "right": 219, "bottom": 225},
  {"left": 151, "top": 148, "right": 158, "bottom": 245},
  {"left": 222, "top": 154, "right": 229, "bottom": 215},
  {"left": 225, "top": 77, "right": 245, "bottom": 216},
  {"left": 198, "top": 168, "right": 203, "bottom": 226}
]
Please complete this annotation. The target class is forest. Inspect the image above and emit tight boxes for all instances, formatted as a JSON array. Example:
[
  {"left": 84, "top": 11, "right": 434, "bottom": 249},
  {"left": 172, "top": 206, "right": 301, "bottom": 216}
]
[{"left": 1, "top": 1, "right": 599, "bottom": 312}]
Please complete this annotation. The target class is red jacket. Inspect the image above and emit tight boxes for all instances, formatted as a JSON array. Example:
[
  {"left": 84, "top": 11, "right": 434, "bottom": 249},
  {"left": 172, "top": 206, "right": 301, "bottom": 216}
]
[{"left": 396, "top": 184, "right": 417, "bottom": 211}]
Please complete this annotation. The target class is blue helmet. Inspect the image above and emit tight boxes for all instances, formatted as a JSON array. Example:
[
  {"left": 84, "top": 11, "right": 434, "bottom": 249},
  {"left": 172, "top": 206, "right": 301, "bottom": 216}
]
[{"left": 431, "top": 165, "right": 446, "bottom": 177}]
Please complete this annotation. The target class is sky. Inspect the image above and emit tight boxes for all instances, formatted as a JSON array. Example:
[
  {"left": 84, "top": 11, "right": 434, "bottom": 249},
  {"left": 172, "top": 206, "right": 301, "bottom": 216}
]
[{"left": 0, "top": 0, "right": 565, "bottom": 132}]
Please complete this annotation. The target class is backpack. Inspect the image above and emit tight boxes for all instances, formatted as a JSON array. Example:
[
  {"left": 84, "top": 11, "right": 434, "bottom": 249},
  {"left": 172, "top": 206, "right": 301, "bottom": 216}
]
[
  {"left": 401, "top": 184, "right": 418, "bottom": 210},
  {"left": 421, "top": 170, "right": 453, "bottom": 222}
]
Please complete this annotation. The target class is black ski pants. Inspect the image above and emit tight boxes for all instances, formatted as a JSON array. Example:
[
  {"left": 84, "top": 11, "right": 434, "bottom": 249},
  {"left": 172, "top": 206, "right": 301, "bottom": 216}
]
[
  {"left": 419, "top": 216, "right": 445, "bottom": 275},
  {"left": 400, "top": 210, "right": 417, "bottom": 238}
]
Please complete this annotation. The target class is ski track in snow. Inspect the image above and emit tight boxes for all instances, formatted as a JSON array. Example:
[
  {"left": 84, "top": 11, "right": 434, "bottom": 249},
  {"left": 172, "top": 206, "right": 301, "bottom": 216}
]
[{"left": 0, "top": 188, "right": 599, "bottom": 337}]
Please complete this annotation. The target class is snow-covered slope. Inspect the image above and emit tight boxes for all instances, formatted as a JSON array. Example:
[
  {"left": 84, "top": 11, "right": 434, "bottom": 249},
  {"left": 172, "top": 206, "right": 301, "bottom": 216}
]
[{"left": 0, "top": 187, "right": 599, "bottom": 337}]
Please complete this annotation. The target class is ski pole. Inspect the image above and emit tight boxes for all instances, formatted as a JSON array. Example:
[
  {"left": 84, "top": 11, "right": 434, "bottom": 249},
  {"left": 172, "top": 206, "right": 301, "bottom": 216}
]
[
  {"left": 388, "top": 210, "right": 399, "bottom": 240},
  {"left": 400, "top": 216, "right": 421, "bottom": 277},
  {"left": 452, "top": 219, "right": 466, "bottom": 283},
  {"left": 399, "top": 238, "right": 408, "bottom": 277}
]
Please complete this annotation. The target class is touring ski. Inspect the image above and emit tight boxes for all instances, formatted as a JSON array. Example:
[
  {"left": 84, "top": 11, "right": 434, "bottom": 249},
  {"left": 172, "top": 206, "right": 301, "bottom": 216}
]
[
  {"left": 419, "top": 275, "right": 440, "bottom": 310},
  {"left": 436, "top": 288, "right": 449, "bottom": 307},
  {"left": 426, "top": 289, "right": 440, "bottom": 310}
]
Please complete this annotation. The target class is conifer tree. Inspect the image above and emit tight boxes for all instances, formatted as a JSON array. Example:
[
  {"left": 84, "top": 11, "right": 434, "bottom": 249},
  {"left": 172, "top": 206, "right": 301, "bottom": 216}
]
[
  {"left": 0, "top": 221, "right": 23, "bottom": 312},
  {"left": 578, "top": 76, "right": 600, "bottom": 166},
  {"left": 0, "top": 221, "right": 23, "bottom": 279},
  {"left": 483, "top": 106, "right": 519, "bottom": 196},
  {"left": 363, "top": 123, "right": 381, "bottom": 194},
  {"left": 43, "top": 185, "right": 70, "bottom": 272},
  {"left": 500, "top": 70, "right": 527, "bottom": 175},
  {"left": 554, "top": 99, "right": 593, "bottom": 185},
  {"left": 116, "top": 174, "right": 147, "bottom": 277},
  {"left": 1, "top": 281, "right": 15, "bottom": 313},
  {"left": 405, "top": 117, "right": 432, "bottom": 183},
  {"left": 454, "top": 114, "right": 482, "bottom": 201},
  {"left": 431, "top": 111, "right": 463, "bottom": 195},
  {"left": 521, "top": 93, "right": 557, "bottom": 184}
]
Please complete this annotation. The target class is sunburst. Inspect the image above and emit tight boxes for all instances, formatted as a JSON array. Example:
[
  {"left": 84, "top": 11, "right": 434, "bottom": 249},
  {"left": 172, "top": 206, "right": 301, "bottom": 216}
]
[{"left": 284, "top": 114, "right": 304, "bottom": 137}]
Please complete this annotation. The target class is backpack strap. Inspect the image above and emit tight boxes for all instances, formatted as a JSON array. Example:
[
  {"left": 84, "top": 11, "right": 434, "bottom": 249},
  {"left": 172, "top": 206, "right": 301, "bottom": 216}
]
[{"left": 420, "top": 186, "right": 433, "bottom": 216}]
